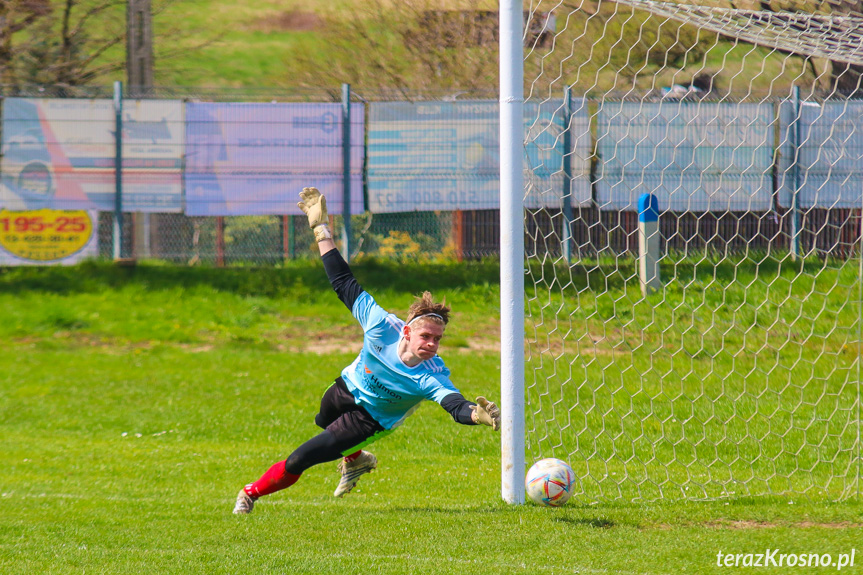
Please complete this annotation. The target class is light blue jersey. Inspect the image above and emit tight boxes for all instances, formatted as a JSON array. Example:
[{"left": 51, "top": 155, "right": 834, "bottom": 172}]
[{"left": 341, "top": 291, "right": 460, "bottom": 430}]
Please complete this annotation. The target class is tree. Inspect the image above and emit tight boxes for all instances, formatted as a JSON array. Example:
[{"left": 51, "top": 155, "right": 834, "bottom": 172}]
[
  {"left": 8, "top": 0, "right": 208, "bottom": 89},
  {"left": 0, "top": 0, "right": 51, "bottom": 84},
  {"left": 12, "top": 0, "right": 126, "bottom": 88}
]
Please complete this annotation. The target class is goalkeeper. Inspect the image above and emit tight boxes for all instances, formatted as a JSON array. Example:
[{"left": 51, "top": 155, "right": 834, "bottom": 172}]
[{"left": 233, "top": 187, "right": 501, "bottom": 514}]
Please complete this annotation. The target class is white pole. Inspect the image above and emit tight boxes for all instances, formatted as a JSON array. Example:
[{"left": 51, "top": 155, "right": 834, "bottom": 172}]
[{"left": 500, "top": 0, "right": 525, "bottom": 504}]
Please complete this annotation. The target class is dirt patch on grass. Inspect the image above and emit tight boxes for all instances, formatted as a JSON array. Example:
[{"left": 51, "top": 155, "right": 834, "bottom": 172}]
[
  {"left": 256, "top": 11, "right": 324, "bottom": 32},
  {"left": 649, "top": 520, "right": 863, "bottom": 530},
  {"left": 295, "top": 333, "right": 502, "bottom": 356},
  {"left": 706, "top": 520, "right": 778, "bottom": 529},
  {"left": 798, "top": 521, "right": 863, "bottom": 529},
  {"left": 10, "top": 321, "right": 502, "bottom": 357},
  {"left": 12, "top": 333, "right": 217, "bottom": 354},
  {"left": 183, "top": 344, "right": 215, "bottom": 353},
  {"left": 303, "top": 338, "right": 361, "bottom": 355},
  {"left": 707, "top": 520, "right": 863, "bottom": 530},
  {"left": 526, "top": 329, "right": 637, "bottom": 358},
  {"left": 278, "top": 322, "right": 359, "bottom": 355}
]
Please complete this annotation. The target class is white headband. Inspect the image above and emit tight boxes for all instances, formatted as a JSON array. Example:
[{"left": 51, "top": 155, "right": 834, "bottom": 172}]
[{"left": 407, "top": 313, "right": 444, "bottom": 326}]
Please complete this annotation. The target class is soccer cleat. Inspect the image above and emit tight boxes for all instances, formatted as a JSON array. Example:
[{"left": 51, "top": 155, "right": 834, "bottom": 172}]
[
  {"left": 233, "top": 488, "right": 256, "bottom": 515},
  {"left": 334, "top": 451, "right": 377, "bottom": 497}
]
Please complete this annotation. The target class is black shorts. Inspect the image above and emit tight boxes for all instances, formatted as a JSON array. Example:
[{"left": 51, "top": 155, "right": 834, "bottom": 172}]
[{"left": 315, "top": 377, "right": 389, "bottom": 456}]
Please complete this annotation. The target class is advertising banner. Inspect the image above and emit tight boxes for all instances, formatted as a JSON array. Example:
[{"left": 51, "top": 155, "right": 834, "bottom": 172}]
[
  {"left": 0, "top": 98, "right": 184, "bottom": 213},
  {"left": 184, "top": 103, "right": 365, "bottom": 216},
  {"left": 596, "top": 102, "right": 775, "bottom": 212},
  {"left": 367, "top": 100, "right": 591, "bottom": 213},
  {"left": 778, "top": 101, "right": 863, "bottom": 209},
  {"left": 0, "top": 209, "right": 98, "bottom": 265}
]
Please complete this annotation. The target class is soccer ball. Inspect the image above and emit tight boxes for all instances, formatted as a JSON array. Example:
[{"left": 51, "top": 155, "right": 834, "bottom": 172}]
[{"left": 525, "top": 458, "right": 574, "bottom": 507}]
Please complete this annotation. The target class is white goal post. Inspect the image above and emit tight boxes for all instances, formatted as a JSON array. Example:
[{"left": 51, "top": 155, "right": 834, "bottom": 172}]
[
  {"left": 500, "top": 0, "right": 526, "bottom": 505},
  {"left": 500, "top": 0, "right": 863, "bottom": 503}
]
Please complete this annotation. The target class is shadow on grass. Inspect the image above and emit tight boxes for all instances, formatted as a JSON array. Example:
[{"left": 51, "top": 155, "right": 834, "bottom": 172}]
[
  {"left": 552, "top": 516, "right": 617, "bottom": 528},
  {"left": 0, "top": 258, "right": 501, "bottom": 298},
  {"left": 387, "top": 507, "right": 633, "bottom": 528},
  {"left": 2, "top": 252, "right": 843, "bottom": 298},
  {"left": 526, "top": 251, "right": 848, "bottom": 294}
]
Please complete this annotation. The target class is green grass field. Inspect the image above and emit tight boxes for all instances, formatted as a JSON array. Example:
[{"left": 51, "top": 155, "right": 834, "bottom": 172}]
[
  {"left": 525, "top": 255, "right": 862, "bottom": 502},
  {"left": 0, "top": 260, "right": 861, "bottom": 574}
]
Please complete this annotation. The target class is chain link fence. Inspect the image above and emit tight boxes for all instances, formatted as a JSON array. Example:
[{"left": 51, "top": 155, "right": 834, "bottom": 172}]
[{"left": 1, "top": 85, "right": 861, "bottom": 265}]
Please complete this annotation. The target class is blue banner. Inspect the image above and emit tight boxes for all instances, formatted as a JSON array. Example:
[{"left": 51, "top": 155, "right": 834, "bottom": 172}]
[
  {"left": 0, "top": 98, "right": 184, "bottom": 213},
  {"left": 184, "top": 103, "right": 364, "bottom": 216},
  {"left": 596, "top": 101, "right": 775, "bottom": 212},
  {"left": 367, "top": 100, "right": 591, "bottom": 213},
  {"left": 778, "top": 101, "right": 863, "bottom": 209}
]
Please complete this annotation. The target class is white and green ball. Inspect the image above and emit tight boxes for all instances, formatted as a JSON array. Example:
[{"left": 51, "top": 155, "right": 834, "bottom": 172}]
[{"left": 525, "top": 458, "right": 575, "bottom": 507}]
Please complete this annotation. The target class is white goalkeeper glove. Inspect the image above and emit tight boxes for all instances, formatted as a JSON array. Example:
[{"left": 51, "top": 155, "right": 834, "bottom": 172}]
[
  {"left": 298, "top": 186, "right": 332, "bottom": 243},
  {"left": 471, "top": 396, "right": 501, "bottom": 431}
]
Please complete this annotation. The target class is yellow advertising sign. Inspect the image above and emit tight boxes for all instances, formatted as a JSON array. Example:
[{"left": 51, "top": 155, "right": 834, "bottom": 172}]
[{"left": 0, "top": 209, "right": 95, "bottom": 262}]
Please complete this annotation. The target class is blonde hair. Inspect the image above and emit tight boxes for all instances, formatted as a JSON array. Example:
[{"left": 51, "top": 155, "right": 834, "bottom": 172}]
[{"left": 406, "top": 291, "right": 450, "bottom": 327}]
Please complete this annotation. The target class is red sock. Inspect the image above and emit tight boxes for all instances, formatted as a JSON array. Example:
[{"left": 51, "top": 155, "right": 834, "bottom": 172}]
[
  {"left": 344, "top": 450, "right": 361, "bottom": 462},
  {"left": 243, "top": 461, "right": 300, "bottom": 499}
]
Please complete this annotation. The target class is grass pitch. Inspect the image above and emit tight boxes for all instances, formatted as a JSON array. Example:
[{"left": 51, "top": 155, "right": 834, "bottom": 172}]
[{"left": 0, "top": 260, "right": 860, "bottom": 574}]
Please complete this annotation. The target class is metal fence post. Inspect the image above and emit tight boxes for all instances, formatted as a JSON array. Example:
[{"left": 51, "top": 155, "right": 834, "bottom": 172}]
[
  {"left": 342, "top": 83, "right": 352, "bottom": 262},
  {"left": 281, "top": 215, "right": 295, "bottom": 261},
  {"left": 215, "top": 216, "right": 225, "bottom": 267},
  {"left": 562, "top": 86, "right": 574, "bottom": 263},
  {"left": 113, "top": 81, "right": 124, "bottom": 260},
  {"left": 791, "top": 85, "right": 802, "bottom": 261},
  {"left": 289, "top": 216, "right": 296, "bottom": 260},
  {"left": 858, "top": 171, "right": 863, "bottom": 499}
]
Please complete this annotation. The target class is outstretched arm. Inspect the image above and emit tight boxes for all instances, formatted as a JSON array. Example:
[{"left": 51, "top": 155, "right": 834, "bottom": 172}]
[
  {"left": 440, "top": 393, "right": 477, "bottom": 425},
  {"left": 317, "top": 237, "right": 337, "bottom": 257},
  {"left": 321, "top": 248, "right": 364, "bottom": 311},
  {"left": 440, "top": 393, "right": 501, "bottom": 430},
  {"left": 298, "top": 187, "right": 363, "bottom": 311}
]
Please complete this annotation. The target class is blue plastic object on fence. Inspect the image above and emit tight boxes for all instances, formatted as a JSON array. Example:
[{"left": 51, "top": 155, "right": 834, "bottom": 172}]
[
  {"left": 637, "top": 193, "right": 659, "bottom": 222},
  {"left": 637, "top": 192, "right": 661, "bottom": 295}
]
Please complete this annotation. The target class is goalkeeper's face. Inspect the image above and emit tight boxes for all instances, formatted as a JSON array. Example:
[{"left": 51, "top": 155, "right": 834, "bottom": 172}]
[{"left": 405, "top": 321, "right": 445, "bottom": 361}]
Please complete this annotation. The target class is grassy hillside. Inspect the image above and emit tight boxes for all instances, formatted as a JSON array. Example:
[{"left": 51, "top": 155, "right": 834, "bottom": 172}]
[
  {"left": 34, "top": 0, "right": 821, "bottom": 95},
  {"left": 152, "top": 0, "right": 330, "bottom": 87}
]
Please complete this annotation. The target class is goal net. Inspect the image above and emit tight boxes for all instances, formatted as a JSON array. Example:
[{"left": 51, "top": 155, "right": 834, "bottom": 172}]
[{"left": 517, "top": 0, "right": 862, "bottom": 501}]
